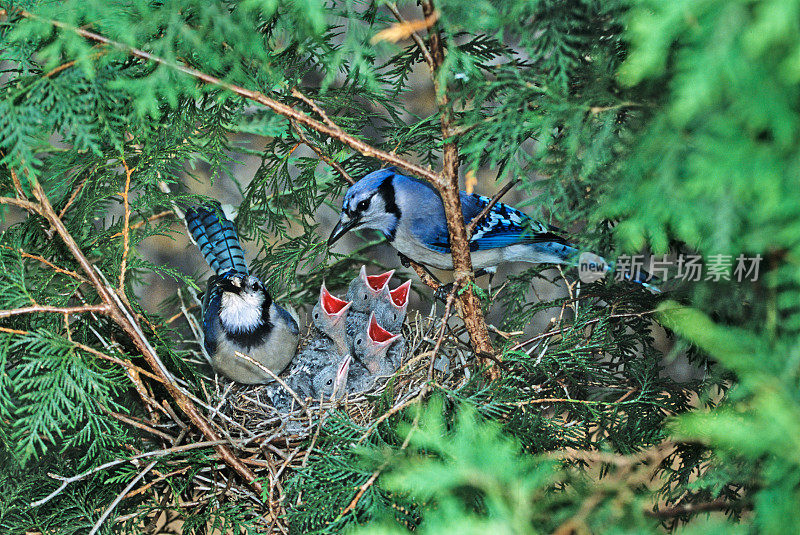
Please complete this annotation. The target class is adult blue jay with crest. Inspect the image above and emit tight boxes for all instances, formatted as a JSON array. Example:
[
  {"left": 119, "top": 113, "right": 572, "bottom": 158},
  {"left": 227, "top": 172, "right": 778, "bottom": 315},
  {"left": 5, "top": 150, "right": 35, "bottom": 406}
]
[
  {"left": 185, "top": 203, "right": 300, "bottom": 384},
  {"left": 328, "top": 167, "right": 656, "bottom": 289}
]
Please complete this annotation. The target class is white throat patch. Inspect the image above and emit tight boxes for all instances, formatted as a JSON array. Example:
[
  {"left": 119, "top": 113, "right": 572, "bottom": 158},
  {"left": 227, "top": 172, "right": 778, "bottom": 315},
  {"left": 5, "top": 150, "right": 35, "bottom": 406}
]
[{"left": 220, "top": 289, "right": 264, "bottom": 332}]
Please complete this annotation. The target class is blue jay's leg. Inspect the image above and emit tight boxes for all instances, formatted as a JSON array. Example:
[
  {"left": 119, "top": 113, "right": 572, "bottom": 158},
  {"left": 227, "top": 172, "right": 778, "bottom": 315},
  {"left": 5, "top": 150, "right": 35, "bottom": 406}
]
[{"left": 398, "top": 252, "right": 443, "bottom": 284}]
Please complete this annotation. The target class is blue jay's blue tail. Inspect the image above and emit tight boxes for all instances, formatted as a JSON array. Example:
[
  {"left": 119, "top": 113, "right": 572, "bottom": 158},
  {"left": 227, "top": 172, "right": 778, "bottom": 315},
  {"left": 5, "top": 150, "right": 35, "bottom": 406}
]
[{"left": 185, "top": 203, "right": 249, "bottom": 276}]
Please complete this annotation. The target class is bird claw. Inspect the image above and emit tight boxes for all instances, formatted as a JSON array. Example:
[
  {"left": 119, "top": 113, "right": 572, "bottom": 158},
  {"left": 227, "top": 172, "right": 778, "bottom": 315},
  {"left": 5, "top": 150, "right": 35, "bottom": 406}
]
[
  {"left": 398, "top": 253, "right": 411, "bottom": 268},
  {"left": 434, "top": 283, "right": 454, "bottom": 302}
]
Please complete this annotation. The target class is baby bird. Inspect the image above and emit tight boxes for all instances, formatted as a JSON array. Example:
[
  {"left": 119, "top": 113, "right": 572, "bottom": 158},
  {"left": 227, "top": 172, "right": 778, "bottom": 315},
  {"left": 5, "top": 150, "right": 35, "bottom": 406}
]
[
  {"left": 352, "top": 312, "right": 402, "bottom": 376},
  {"left": 312, "top": 353, "right": 352, "bottom": 400},
  {"left": 311, "top": 282, "right": 352, "bottom": 353},
  {"left": 346, "top": 266, "right": 394, "bottom": 312},
  {"left": 373, "top": 279, "right": 411, "bottom": 332},
  {"left": 185, "top": 203, "right": 299, "bottom": 384}
]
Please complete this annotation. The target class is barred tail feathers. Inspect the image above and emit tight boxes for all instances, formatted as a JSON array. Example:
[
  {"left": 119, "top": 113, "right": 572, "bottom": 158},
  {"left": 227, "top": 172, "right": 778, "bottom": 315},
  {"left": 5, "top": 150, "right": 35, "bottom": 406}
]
[{"left": 185, "top": 204, "right": 249, "bottom": 276}]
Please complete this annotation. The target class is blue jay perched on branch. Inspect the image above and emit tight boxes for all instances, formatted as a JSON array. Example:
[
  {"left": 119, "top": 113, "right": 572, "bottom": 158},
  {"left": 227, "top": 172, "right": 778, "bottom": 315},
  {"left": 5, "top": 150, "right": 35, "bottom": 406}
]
[
  {"left": 185, "top": 203, "right": 300, "bottom": 384},
  {"left": 328, "top": 167, "right": 655, "bottom": 288}
]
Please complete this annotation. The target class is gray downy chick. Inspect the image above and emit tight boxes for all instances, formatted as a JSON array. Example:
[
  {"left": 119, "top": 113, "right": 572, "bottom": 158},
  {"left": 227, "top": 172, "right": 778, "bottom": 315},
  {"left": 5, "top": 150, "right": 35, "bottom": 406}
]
[
  {"left": 373, "top": 279, "right": 411, "bottom": 333},
  {"left": 346, "top": 265, "right": 394, "bottom": 312}
]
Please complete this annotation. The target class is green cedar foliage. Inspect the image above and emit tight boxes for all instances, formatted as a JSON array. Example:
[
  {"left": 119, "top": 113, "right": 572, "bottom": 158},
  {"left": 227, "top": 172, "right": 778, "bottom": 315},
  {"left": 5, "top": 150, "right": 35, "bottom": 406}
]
[{"left": 0, "top": 0, "right": 796, "bottom": 533}]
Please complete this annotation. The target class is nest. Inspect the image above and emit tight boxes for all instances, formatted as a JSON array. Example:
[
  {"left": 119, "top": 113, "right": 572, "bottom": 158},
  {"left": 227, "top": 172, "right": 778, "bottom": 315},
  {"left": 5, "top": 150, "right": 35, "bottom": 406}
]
[
  {"left": 125, "top": 306, "right": 475, "bottom": 533},
  {"left": 215, "top": 308, "right": 473, "bottom": 441}
]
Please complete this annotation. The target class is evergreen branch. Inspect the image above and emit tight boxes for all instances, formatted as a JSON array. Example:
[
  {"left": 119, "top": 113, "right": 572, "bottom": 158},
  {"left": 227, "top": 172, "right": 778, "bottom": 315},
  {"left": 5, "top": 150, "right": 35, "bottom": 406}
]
[
  {"left": 290, "top": 88, "right": 338, "bottom": 130},
  {"left": 338, "top": 404, "right": 423, "bottom": 520},
  {"left": 73, "top": 341, "right": 165, "bottom": 385},
  {"left": 0, "top": 303, "right": 109, "bottom": 319},
  {"left": 108, "top": 210, "right": 172, "bottom": 239},
  {"left": 465, "top": 178, "right": 520, "bottom": 238},
  {"left": 13, "top": 9, "right": 441, "bottom": 185},
  {"left": 0, "top": 244, "right": 87, "bottom": 281},
  {"left": 58, "top": 175, "right": 88, "bottom": 218},
  {"left": 510, "top": 310, "right": 658, "bottom": 351},
  {"left": 19, "top": 174, "right": 264, "bottom": 494},
  {"left": 289, "top": 119, "right": 355, "bottom": 185}
]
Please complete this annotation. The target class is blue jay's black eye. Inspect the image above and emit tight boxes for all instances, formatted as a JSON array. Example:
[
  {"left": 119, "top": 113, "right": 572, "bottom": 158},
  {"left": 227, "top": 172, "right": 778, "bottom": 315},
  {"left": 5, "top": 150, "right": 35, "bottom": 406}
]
[{"left": 357, "top": 198, "right": 370, "bottom": 212}]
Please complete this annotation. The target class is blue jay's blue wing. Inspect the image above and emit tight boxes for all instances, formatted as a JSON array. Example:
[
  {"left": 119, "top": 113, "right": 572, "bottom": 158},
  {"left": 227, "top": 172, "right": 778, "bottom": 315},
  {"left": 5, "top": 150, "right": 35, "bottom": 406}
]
[
  {"left": 185, "top": 203, "right": 249, "bottom": 276},
  {"left": 421, "top": 192, "right": 573, "bottom": 260}
]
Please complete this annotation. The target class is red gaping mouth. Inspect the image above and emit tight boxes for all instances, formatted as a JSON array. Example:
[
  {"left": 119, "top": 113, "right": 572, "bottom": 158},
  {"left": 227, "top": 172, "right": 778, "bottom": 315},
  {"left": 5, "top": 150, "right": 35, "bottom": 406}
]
[
  {"left": 368, "top": 312, "right": 397, "bottom": 343},
  {"left": 321, "top": 283, "right": 350, "bottom": 315},
  {"left": 389, "top": 280, "right": 411, "bottom": 307},
  {"left": 365, "top": 269, "right": 394, "bottom": 292}
]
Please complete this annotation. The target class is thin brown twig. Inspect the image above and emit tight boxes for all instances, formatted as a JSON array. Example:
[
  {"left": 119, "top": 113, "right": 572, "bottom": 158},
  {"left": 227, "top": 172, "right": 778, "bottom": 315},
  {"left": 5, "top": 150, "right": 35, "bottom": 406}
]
[
  {"left": 339, "top": 401, "right": 422, "bottom": 519},
  {"left": 0, "top": 245, "right": 87, "bottom": 282},
  {"left": 31, "top": 439, "right": 226, "bottom": 507},
  {"left": 290, "top": 119, "right": 355, "bottom": 185},
  {"left": 427, "top": 285, "right": 457, "bottom": 381},
  {"left": 58, "top": 175, "right": 88, "bottom": 218},
  {"left": 385, "top": 3, "right": 435, "bottom": 71},
  {"left": 0, "top": 195, "right": 41, "bottom": 213},
  {"left": 0, "top": 303, "right": 109, "bottom": 319},
  {"left": 290, "top": 88, "right": 338, "bottom": 130},
  {"left": 103, "top": 409, "right": 176, "bottom": 442},
  {"left": 118, "top": 158, "right": 133, "bottom": 294},
  {"left": 108, "top": 210, "right": 173, "bottom": 239}
]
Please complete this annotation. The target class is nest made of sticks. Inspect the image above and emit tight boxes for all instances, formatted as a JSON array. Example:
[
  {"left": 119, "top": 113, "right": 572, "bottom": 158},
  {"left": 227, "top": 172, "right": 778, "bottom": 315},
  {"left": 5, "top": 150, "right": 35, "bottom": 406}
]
[{"left": 214, "top": 307, "right": 474, "bottom": 443}]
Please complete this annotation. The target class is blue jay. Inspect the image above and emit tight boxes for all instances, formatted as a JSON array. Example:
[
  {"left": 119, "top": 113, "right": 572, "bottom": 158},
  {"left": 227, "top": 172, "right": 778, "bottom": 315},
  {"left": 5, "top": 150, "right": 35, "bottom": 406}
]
[
  {"left": 185, "top": 203, "right": 300, "bottom": 384},
  {"left": 328, "top": 167, "right": 655, "bottom": 287}
]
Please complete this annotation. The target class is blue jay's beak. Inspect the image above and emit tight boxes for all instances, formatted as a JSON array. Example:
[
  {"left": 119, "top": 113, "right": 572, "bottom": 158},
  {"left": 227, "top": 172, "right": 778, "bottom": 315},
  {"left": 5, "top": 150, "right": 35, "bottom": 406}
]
[{"left": 328, "top": 216, "right": 359, "bottom": 246}]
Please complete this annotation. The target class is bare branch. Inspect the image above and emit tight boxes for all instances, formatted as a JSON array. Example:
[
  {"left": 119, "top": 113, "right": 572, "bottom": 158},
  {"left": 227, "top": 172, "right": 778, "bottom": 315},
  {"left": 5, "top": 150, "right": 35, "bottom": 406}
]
[
  {"left": 118, "top": 158, "right": 133, "bottom": 293},
  {"left": 0, "top": 195, "right": 41, "bottom": 214},
  {"left": 0, "top": 303, "right": 109, "bottom": 319}
]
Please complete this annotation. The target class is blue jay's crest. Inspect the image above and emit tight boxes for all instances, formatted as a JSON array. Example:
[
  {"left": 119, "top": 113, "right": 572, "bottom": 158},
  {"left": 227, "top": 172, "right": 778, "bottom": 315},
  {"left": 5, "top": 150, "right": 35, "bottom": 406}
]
[{"left": 185, "top": 203, "right": 249, "bottom": 276}]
